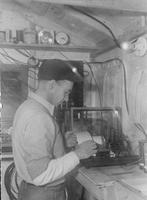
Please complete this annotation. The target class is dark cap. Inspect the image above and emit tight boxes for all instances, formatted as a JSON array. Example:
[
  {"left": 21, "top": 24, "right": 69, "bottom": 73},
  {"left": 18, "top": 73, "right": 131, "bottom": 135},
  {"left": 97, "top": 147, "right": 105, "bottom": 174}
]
[{"left": 38, "top": 59, "right": 83, "bottom": 82}]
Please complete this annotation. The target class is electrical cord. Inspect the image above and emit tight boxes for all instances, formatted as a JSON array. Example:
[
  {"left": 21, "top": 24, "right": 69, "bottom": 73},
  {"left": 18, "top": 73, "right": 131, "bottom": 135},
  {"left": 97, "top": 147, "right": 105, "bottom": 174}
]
[
  {"left": 134, "top": 122, "right": 147, "bottom": 139},
  {"left": 68, "top": 5, "right": 120, "bottom": 48},
  {"left": 57, "top": 51, "right": 103, "bottom": 107},
  {"left": 57, "top": 52, "right": 128, "bottom": 114},
  {"left": 4, "top": 162, "right": 19, "bottom": 200},
  {"left": 0, "top": 49, "right": 27, "bottom": 65},
  {"left": 85, "top": 62, "right": 102, "bottom": 107},
  {"left": 0, "top": 51, "right": 14, "bottom": 63},
  {"left": 15, "top": 49, "right": 30, "bottom": 57},
  {"left": 88, "top": 58, "right": 129, "bottom": 114}
]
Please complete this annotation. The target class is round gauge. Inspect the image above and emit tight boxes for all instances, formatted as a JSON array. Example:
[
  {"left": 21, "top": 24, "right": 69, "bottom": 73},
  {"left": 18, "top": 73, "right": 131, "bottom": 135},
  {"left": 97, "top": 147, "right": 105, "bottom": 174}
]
[
  {"left": 38, "top": 30, "right": 54, "bottom": 44},
  {"left": 55, "top": 32, "right": 69, "bottom": 45}
]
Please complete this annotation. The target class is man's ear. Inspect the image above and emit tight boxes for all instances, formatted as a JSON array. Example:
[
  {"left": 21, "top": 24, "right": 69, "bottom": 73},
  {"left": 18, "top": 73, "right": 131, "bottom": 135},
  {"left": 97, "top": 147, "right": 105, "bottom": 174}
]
[{"left": 47, "top": 80, "right": 56, "bottom": 90}]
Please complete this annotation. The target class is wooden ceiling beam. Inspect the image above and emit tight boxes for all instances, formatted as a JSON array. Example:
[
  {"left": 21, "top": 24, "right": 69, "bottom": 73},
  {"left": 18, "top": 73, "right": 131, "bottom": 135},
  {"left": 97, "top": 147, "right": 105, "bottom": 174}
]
[{"left": 32, "top": 0, "right": 147, "bottom": 15}]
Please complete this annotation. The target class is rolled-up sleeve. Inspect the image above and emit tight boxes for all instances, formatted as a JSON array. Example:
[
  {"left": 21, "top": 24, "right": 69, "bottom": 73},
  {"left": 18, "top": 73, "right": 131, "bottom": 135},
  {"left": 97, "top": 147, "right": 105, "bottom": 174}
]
[{"left": 33, "top": 151, "right": 79, "bottom": 186}]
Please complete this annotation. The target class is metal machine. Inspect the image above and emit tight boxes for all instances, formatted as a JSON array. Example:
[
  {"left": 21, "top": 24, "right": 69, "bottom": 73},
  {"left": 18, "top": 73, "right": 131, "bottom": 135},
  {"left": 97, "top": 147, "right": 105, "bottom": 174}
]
[{"left": 65, "top": 106, "right": 140, "bottom": 167}]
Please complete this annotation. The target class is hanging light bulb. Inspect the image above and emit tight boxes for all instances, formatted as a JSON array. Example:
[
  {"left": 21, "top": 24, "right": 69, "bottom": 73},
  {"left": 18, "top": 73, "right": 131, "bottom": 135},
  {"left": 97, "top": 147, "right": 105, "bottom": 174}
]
[
  {"left": 120, "top": 40, "right": 136, "bottom": 51},
  {"left": 72, "top": 67, "right": 77, "bottom": 73},
  {"left": 0, "top": 102, "right": 3, "bottom": 109},
  {"left": 120, "top": 41, "right": 130, "bottom": 50},
  {"left": 121, "top": 35, "right": 147, "bottom": 56}
]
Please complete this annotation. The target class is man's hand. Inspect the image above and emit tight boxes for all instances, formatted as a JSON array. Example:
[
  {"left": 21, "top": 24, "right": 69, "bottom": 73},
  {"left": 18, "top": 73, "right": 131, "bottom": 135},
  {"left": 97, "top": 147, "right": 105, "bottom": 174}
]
[
  {"left": 64, "top": 131, "right": 78, "bottom": 148},
  {"left": 74, "top": 140, "right": 97, "bottom": 160}
]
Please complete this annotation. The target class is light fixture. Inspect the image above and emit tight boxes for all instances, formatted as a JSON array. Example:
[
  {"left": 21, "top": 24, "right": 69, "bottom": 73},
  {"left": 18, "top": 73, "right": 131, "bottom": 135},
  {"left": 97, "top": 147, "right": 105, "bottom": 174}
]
[
  {"left": 0, "top": 102, "right": 3, "bottom": 109},
  {"left": 121, "top": 35, "right": 147, "bottom": 56},
  {"left": 72, "top": 67, "right": 77, "bottom": 73},
  {"left": 120, "top": 41, "right": 131, "bottom": 51},
  {"left": 120, "top": 40, "right": 137, "bottom": 51}
]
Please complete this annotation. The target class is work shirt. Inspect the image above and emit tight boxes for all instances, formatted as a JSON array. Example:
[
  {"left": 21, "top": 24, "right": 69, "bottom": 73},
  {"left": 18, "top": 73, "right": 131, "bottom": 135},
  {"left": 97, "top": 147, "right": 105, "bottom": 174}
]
[{"left": 12, "top": 92, "right": 79, "bottom": 186}]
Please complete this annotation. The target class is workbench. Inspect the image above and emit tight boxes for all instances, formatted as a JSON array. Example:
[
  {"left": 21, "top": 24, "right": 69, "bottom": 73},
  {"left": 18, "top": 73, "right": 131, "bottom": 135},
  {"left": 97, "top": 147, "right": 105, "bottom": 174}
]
[{"left": 76, "top": 165, "right": 147, "bottom": 200}]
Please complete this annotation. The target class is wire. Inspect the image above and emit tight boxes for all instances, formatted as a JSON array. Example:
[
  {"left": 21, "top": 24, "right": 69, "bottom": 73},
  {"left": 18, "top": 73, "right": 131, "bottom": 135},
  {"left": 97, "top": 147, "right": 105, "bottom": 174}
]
[
  {"left": 40, "top": 51, "right": 129, "bottom": 115},
  {"left": 15, "top": 49, "right": 30, "bottom": 57},
  {"left": 57, "top": 52, "right": 128, "bottom": 113},
  {"left": 24, "top": 49, "right": 32, "bottom": 57},
  {"left": 0, "top": 49, "right": 27, "bottom": 65},
  {"left": 87, "top": 58, "right": 129, "bottom": 114},
  {"left": 0, "top": 51, "right": 14, "bottom": 63},
  {"left": 85, "top": 62, "right": 102, "bottom": 107},
  {"left": 134, "top": 122, "right": 147, "bottom": 138},
  {"left": 58, "top": 51, "right": 103, "bottom": 109},
  {"left": 2, "top": 49, "right": 21, "bottom": 64},
  {"left": 68, "top": 6, "right": 120, "bottom": 48}
]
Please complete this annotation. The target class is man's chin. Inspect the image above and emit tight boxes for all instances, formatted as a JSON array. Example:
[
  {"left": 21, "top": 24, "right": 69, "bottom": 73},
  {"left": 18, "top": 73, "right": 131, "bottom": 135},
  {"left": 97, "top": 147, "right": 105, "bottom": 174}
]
[
  {"left": 57, "top": 100, "right": 67, "bottom": 106},
  {"left": 57, "top": 101, "right": 64, "bottom": 105}
]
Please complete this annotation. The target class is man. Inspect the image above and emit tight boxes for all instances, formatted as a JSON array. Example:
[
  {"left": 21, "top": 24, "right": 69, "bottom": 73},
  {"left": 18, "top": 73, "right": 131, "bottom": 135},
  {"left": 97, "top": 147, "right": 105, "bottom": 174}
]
[{"left": 12, "top": 59, "right": 97, "bottom": 200}]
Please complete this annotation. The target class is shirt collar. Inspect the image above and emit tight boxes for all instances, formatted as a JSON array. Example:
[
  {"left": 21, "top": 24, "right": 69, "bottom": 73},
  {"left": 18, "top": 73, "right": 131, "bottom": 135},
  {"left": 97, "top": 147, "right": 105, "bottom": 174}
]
[{"left": 29, "top": 92, "right": 54, "bottom": 115}]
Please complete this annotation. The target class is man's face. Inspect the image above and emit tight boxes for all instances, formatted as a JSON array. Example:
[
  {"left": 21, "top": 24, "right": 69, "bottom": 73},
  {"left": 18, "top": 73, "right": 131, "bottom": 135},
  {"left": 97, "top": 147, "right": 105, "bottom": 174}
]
[{"left": 52, "top": 80, "right": 73, "bottom": 106}]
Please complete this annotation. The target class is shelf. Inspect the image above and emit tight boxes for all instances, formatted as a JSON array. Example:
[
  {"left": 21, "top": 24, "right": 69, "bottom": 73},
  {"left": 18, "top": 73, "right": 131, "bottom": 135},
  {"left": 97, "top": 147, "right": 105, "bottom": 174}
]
[{"left": 0, "top": 43, "right": 98, "bottom": 53}]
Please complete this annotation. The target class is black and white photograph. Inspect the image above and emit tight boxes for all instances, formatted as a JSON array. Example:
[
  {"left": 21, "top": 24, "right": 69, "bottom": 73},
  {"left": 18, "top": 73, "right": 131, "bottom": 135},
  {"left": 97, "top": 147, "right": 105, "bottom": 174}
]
[{"left": 0, "top": 1, "right": 147, "bottom": 200}]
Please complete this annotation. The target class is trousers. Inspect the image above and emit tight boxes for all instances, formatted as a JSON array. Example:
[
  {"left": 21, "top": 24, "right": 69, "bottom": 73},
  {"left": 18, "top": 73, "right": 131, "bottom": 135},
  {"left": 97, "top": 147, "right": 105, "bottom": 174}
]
[{"left": 18, "top": 181, "right": 67, "bottom": 200}]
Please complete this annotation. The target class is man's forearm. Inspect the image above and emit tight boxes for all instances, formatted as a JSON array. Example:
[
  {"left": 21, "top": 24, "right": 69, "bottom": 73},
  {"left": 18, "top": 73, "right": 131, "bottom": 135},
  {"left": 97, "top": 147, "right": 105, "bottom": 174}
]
[{"left": 33, "top": 152, "right": 79, "bottom": 186}]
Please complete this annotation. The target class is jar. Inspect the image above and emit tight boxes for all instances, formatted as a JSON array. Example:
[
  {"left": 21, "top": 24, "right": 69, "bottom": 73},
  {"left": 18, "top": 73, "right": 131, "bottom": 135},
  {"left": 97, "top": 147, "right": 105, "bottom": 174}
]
[
  {"left": 144, "top": 142, "right": 147, "bottom": 172},
  {"left": 0, "top": 31, "right": 6, "bottom": 42},
  {"left": 23, "top": 28, "right": 37, "bottom": 44}
]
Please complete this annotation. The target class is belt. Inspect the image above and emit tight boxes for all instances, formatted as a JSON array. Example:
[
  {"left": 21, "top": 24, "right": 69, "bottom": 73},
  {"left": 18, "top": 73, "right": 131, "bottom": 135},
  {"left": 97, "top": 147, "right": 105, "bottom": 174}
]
[
  {"left": 21, "top": 181, "right": 68, "bottom": 200},
  {"left": 24, "top": 180, "right": 66, "bottom": 190}
]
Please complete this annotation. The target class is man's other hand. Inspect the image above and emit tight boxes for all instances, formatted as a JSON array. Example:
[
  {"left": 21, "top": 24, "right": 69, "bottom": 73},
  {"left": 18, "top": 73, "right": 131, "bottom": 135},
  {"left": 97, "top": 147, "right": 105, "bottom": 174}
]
[{"left": 65, "top": 131, "right": 78, "bottom": 148}]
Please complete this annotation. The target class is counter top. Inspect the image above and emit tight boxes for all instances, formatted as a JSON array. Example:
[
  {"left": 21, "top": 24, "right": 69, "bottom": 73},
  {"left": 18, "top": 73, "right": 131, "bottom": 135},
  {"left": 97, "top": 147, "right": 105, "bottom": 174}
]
[
  {"left": 76, "top": 165, "right": 147, "bottom": 200},
  {"left": 1, "top": 153, "right": 147, "bottom": 199}
]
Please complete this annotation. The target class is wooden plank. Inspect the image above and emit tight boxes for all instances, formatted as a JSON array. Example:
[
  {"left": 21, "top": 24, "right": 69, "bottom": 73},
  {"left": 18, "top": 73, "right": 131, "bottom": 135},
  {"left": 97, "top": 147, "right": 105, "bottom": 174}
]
[
  {"left": 0, "top": 43, "right": 98, "bottom": 53},
  {"left": 33, "top": 0, "right": 147, "bottom": 15}
]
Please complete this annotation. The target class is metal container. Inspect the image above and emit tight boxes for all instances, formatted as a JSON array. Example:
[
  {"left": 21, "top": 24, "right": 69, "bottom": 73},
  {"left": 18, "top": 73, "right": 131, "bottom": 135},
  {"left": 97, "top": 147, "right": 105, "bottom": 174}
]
[{"left": 23, "top": 28, "right": 37, "bottom": 44}]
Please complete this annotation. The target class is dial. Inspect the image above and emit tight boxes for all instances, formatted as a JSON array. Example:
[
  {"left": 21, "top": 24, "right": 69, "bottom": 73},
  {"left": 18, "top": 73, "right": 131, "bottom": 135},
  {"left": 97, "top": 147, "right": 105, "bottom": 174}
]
[
  {"left": 38, "top": 30, "right": 54, "bottom": 44},
  {"left": 55, "top": 32, "right": 69, "bottom": 45}
]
